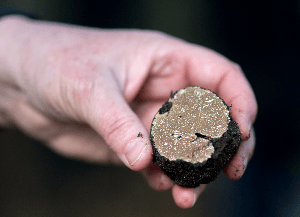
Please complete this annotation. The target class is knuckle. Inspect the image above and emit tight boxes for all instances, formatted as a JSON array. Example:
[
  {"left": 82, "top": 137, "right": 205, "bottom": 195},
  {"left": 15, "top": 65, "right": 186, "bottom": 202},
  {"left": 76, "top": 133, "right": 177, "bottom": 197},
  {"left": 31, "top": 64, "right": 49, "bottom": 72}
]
[
  {"left": 231, "top": 62, "right": 243, "bottom": 72},
  {"left": 104, "top": 114, "right": 135, "bottom": 149},
  {"left": 227, "top": 60, "right": 243, "bottom": 74},
  {"left": 223, "top": 62, "right": 244, "bottom": 79}
]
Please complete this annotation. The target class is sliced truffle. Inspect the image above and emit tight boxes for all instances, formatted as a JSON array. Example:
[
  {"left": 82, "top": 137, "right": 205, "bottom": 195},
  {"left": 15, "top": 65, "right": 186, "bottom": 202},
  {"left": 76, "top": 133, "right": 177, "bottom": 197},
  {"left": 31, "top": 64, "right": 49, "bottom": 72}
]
[{"left": 150, "top": 86, "right": 241, "bottom": 187}]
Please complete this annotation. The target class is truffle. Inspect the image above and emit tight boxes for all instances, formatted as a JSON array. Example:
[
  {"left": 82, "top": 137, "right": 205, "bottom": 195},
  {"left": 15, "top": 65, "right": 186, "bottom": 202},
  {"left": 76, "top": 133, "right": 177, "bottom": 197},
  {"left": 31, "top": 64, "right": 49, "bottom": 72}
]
[{"left": 150, "top": 86, "right": 241, "bottom": 187}]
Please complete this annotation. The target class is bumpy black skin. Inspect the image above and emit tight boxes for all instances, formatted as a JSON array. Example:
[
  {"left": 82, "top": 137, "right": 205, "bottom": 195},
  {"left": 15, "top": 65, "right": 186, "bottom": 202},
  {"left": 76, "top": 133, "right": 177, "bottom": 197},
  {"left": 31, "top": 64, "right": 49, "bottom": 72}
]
[{"left": 150, "top": 87, "right": 241, "bottom": 188}]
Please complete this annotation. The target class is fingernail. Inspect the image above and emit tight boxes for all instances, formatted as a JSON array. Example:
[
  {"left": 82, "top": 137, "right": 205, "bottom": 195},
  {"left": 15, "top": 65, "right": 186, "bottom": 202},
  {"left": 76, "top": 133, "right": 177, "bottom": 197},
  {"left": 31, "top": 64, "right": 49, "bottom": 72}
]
[
  {"left": 125, "top": 139, "right": 147, "bottom": 166},
  {"left": 247, "top": 119, "right": 252, "bottom": 140},
  {"left": 243, "top": 154, "right": 249, "bottom": 168},
  {"left": 241, "top": 153, "right": 249, "bottom": 176}
]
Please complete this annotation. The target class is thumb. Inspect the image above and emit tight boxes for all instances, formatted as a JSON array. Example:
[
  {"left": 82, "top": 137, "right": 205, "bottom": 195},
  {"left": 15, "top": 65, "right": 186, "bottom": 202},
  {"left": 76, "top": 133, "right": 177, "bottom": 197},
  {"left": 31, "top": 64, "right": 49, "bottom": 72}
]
[{"left": 87, "top": 90, "right": 153, "bottom": 171}]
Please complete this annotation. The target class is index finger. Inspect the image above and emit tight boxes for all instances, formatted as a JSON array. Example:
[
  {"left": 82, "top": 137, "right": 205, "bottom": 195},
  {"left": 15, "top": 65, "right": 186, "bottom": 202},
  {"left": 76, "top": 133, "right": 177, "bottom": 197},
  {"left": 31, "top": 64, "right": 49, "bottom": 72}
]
[{"left": 186, "top": 45, "right": 257, "bottom": 141}]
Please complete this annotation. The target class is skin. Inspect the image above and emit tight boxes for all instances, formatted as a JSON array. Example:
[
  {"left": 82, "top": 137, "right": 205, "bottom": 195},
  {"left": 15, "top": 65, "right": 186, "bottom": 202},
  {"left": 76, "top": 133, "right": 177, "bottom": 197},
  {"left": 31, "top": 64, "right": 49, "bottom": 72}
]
[{"left": 0, "top": 15, "right": 257, "bottom": 209}]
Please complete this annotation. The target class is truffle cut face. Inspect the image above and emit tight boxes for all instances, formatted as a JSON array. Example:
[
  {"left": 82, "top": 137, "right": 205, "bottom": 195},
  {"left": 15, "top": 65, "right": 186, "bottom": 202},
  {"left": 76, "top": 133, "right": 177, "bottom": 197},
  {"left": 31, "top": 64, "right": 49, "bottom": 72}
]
[{"left": 151, "top": 87, "right": 230, "bottom": 164}]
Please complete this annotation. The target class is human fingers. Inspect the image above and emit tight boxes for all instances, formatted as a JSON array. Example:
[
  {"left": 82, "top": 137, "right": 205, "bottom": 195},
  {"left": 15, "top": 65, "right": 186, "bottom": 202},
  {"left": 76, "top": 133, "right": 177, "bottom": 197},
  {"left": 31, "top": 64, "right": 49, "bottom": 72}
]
[
  {"left": 223, "top": 126, "right": 255, "bottom": 180},
  {"left": 172, "top": 184, "right": 206, "bottom": 209},
  {"left": 1, "top": 17, "right": 154, "bottom": 170},
  {"left": 131, "top": 100, "right": 167, "bottom": 130},
  {"left": 2, "top": 97, "right": 123, "bottom": 164},
  {"left": 186, "top": 46, "right": 257, "bottom": 141},
  {"left": 132, "top": 101, "right": 174, "bottom": 190},
  {"left": 136, "top": 41, "right": 257, "bottom": 142},
  {"left": 85, "top": 81, "right": 153, "bottom": 171},
  {"left": 48, "top": 123, "right": 123, "bottom": 164},
  {"left": 141, "top": 164, "right": 173, "bottom": 191}
]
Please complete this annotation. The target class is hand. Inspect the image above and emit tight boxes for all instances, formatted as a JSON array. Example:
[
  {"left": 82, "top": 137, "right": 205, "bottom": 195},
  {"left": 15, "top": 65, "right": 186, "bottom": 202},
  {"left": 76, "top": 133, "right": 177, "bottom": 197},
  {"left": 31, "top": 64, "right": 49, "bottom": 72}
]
[{"left": 0, "top": 16, "right": 257, "bottom": 209}]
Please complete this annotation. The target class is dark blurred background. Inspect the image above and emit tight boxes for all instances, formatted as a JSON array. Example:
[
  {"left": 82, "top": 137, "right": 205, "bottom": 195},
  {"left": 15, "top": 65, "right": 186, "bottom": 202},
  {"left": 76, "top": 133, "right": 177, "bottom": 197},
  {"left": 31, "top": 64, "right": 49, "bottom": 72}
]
[{"left": 0, "top": 0, "right": 300, "bottom": 216}]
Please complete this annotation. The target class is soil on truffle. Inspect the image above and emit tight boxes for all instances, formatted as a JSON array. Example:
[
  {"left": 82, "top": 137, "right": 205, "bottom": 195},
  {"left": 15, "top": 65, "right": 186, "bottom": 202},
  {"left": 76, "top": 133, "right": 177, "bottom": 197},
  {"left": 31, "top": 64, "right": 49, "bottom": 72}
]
[{"left": 150, "top": 87, "right": 241, "bottom": 187}]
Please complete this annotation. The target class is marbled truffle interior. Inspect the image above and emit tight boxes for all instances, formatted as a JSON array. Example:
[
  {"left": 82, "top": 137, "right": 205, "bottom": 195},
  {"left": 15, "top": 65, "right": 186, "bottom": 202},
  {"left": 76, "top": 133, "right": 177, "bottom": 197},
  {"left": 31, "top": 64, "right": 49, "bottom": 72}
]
[{"left": 151, "top": 87, "right": 230, "bottom": 164}]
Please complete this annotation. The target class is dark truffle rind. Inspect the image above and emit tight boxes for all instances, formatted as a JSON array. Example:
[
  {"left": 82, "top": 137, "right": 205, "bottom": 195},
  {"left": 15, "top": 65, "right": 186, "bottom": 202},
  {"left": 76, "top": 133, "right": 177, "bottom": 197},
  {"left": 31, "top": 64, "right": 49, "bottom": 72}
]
[
  {"left": 158, "top": 101, "right": 173, "bottom": 114},
  {"left": 150, "top": 87, "right": 241, "bottom": 187}
]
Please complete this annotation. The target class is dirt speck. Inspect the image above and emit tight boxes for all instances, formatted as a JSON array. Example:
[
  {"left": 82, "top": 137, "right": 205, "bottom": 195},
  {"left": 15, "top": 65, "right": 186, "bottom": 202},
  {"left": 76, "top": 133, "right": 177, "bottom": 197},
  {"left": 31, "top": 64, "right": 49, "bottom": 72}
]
[
  {"left": 137, "top": 132, "right": 143, "bottom": 138},
  {"left": 246, "top": 132, "right": 251, "bottom": 140}
]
